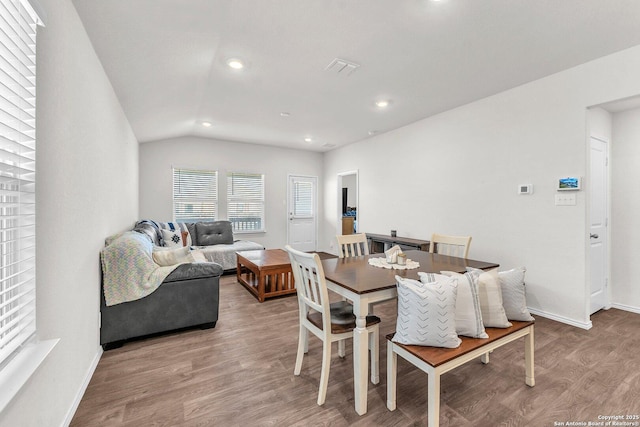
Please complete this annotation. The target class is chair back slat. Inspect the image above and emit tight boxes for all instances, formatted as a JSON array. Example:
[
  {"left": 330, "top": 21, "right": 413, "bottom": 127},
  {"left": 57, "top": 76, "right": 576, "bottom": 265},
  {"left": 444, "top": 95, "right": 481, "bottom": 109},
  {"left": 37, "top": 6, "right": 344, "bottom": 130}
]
[
  {"left": 286, "top": 246, "right": 330, "bottom": 323},
  {"left": 336, "top": 233, "right": 370, "bottom": 258},
  {"left": 429, "top": 233, "right": 472, "bottom": 259}
]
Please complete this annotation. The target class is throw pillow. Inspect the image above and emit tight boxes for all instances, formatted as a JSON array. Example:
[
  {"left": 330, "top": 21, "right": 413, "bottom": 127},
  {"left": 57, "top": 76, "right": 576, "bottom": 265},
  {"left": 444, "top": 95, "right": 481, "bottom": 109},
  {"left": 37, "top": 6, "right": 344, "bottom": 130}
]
[
  {"left": 195, "top": 221, "right": 234, "bottom": 246},
  {"left": 160, "top": 222, "right": 192, "bottom": 247},
  {"left": 393, "top": 275, "right": 461, "bottom": 348},
  {"left": 152, "top": 246, "right": 195, "bottom": 266},
  {"left": 498, "top": 267, "right": 535, "bottom": 321},
  {"left": 161, "top": 228, "right": 184, "bottom": 247},
  {"left": 466, "top": 267, "right": 512, "bottom": 328},
  {"left": 422, "top": 271, "right": 488, "bottom": 339}
]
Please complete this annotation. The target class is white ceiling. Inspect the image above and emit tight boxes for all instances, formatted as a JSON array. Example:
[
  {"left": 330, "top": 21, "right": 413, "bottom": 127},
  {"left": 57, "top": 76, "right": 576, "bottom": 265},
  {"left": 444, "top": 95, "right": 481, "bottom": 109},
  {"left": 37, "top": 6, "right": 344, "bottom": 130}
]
[{"left": 72, "top": 0, "right": 640, "bottom": 152}]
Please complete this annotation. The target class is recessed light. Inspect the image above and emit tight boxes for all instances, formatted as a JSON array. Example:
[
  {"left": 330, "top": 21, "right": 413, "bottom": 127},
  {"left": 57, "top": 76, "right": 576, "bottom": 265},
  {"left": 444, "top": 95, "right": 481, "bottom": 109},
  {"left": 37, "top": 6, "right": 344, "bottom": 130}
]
[
  {"left": 304, "top": 137, "right": 312, "bottom": 143},
  {"left": 375, "top": 100, "right": 390, "bottom": 108},
  {"left": 368, "top": 130, "right": 378, "bottom": 136},
  {"left": 280, "top": 112, "right": 290, "bottom": 117},
  {"left": 227, "top": 58, "right": 244, "bottom": 70},
  {"left": 201, "top": 121, "right": 212, "bottom": 127}
]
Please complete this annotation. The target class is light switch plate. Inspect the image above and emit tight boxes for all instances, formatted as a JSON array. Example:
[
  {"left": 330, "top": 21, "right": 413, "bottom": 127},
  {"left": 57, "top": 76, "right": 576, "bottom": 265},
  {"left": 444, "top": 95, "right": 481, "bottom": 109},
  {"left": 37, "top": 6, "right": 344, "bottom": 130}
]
[{"left": 555, "top": 193, "right": 576, "bottom": 206}]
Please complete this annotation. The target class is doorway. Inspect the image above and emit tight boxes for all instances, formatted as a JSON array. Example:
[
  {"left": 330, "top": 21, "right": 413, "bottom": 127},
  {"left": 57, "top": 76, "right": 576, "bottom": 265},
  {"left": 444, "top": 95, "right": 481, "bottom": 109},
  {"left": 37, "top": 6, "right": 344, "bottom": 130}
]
[
  {"left": 337, "top": 170, "right": 358, "bottom": 235},
  {"left": 589, "top": 136, "right": 608, "bottom": 314},
  {"left": 287, "top": 175, "right": 317, "bottom": 251}
]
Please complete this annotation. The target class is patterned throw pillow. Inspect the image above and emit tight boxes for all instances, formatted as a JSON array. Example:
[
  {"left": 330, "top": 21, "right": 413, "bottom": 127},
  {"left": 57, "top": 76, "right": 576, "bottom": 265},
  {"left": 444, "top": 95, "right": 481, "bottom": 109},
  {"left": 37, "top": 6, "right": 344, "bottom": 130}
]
[
  {"left": 498, "top": 267, "right": 535, "bottom": 321},
  {"left": 159, "top": 222, "right": 192, "bottom": 247},
  {"left": 161, "top": 228, "right": 184, "bottom": 247},
  {"left": 422, "top": 271, "right": 488, "bottom": 339},
  {"left": 393, "top": 275, "right": 461, "bottom": 348}
]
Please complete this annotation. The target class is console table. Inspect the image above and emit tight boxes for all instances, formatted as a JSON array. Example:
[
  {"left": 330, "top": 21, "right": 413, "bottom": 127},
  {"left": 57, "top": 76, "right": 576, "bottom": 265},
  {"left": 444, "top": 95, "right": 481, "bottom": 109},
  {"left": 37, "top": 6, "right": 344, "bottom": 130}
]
[{"left": 366, "top": 233, "right": 430, "bottom": 253}]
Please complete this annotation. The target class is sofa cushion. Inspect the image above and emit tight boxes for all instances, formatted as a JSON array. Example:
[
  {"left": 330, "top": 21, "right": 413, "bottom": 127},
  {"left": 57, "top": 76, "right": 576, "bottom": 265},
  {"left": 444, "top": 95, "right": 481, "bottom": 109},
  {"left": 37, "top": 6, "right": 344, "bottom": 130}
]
[
  {"left": 163, "top": 262, "right": 224, "bottom": 282},
  {"left": 196, "top": 221, "right": 234, "bottom": 246}
]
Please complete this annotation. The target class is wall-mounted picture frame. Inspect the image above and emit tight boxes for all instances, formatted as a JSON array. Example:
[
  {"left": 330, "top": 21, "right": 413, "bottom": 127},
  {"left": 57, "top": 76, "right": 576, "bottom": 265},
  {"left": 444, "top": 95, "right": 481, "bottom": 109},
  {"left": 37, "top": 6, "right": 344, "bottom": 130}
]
[{"left": 558, "top": 177, "right": 581, "bottom": 191}]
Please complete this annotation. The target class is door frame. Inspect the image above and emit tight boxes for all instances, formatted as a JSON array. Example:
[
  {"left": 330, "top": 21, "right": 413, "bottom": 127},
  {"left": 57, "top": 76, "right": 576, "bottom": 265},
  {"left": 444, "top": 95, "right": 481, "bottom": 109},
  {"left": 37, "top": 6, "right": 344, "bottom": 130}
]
[
  {"left": 287, "top": 174, "right": 318, "bottom": 251},
  {"left": 587, "top": 135, "right": 611, "bottom": 318},
  {"left": 337, "top": 170, "right": 359, "bottom": 234}
]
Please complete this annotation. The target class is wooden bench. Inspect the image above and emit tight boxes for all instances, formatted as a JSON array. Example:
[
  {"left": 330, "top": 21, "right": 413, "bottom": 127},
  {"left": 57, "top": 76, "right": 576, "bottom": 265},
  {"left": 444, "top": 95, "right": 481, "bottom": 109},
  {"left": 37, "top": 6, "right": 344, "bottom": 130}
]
[{"left": 386, "top": 320, "right": 535, "bottom": 427}]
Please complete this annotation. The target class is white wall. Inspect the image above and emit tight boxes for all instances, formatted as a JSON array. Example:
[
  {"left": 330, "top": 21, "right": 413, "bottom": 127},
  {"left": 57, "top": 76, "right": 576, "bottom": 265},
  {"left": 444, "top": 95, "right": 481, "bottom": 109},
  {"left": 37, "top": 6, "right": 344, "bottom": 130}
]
[
  {"left": 139, "top": 136, "right": 324, "bottom": 250},
  {"left": 611, "top": 107, "right": 640, "bottom": 311},
  {"left": 324, "top": 45, "right": 640, "bottom": 328},
  {"left": 0, "top": 1, "right": 139, "bottom": 426}
]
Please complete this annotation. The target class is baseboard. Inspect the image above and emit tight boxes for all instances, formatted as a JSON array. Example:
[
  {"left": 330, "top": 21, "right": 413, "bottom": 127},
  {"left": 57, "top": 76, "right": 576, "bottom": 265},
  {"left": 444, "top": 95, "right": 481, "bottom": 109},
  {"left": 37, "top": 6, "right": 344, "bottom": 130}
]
[
  {"left": 527, "top": 308, "right": 593, "bottom": 330},
  {"left": 61, "top": 346, "right": 103, "bottom": 427},
  {"left": 610, "top": 302, "right": 640, "bottom": 315}
]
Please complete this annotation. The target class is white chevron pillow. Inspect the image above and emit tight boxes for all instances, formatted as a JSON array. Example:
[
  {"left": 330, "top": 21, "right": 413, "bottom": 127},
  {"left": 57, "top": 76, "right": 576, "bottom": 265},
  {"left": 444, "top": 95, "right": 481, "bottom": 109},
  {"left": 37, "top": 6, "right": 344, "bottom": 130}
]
[
  {"left": 498, "top": 267, "right": 535, "bottom": 321},
  {"left": 422, "top": 271, "right": 488, "bottom": 339},
  {"left": 393, "top": 275, "right": 461, "bottom": 348}
]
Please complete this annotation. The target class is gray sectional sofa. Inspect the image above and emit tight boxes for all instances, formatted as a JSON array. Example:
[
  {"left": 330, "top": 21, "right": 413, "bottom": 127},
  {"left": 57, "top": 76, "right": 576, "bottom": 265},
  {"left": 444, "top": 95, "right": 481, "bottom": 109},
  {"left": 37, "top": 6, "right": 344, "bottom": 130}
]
[{"left": 99, "top": 220, "right": 263, "bottom": 350}]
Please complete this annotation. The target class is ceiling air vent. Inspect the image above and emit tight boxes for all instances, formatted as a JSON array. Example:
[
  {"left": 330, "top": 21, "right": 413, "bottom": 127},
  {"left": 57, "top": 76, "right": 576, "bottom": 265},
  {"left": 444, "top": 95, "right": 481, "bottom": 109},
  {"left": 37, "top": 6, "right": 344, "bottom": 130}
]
[{"left": 325, "top": 58, "right": 360, "bottom": 76}]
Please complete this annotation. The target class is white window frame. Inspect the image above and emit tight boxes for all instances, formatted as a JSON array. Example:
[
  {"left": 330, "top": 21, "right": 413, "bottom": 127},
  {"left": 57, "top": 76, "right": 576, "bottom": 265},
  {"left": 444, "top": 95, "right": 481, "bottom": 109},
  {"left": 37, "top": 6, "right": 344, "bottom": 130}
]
[
  {"left": 172, "top": 167, "right": 218, "bottom": 223},
  {"left": 0, "top": 0, "right": 57, "bottom": 413},
  {"left": 227, "top": 172, "right": 265, "bottom": 233}
]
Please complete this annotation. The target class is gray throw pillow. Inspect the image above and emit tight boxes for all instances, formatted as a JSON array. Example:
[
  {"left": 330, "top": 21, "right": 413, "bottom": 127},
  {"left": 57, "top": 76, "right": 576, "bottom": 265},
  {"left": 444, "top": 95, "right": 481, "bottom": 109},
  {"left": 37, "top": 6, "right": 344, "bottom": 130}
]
[{"left": 195, "top": 221, "right": 234, "bottom": 246}]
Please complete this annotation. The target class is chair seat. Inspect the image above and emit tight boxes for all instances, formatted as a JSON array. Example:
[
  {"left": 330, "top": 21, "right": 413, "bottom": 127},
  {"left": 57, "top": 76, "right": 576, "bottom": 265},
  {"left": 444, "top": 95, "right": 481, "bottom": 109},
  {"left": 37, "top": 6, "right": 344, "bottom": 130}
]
[{"left": 308, "top": 310, "right": 381, "bottom": 334}]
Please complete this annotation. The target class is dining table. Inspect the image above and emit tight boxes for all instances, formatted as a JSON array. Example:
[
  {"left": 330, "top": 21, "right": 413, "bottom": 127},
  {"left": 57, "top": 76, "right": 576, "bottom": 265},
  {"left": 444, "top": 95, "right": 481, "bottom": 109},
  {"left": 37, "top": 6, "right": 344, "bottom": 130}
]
[{"left": 320, "top": 249, "right": 499, "bottom": 416}]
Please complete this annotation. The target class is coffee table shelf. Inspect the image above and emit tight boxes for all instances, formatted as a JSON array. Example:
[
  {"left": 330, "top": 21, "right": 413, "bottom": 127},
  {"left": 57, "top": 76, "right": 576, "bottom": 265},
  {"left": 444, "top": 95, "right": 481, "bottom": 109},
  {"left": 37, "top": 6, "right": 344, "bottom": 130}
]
[{"left": 236, "top": 249, "right": 295, "bottom": 302}]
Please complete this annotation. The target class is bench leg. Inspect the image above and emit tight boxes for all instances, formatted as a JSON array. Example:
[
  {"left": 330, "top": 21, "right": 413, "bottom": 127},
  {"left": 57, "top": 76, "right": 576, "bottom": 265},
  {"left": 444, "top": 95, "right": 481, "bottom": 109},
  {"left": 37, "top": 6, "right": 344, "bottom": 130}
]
[
  {"left": 525, "top": 327, "right": 535, "bottom": 387},
  {"left": 386, "top": 340, "right": 397, "bottom": 411},
  {"left": 427, "top": 370, "right": 441, "bottom": 427},
  {"left": 480, "top": 352, "right": 490, "bottom": 364}
]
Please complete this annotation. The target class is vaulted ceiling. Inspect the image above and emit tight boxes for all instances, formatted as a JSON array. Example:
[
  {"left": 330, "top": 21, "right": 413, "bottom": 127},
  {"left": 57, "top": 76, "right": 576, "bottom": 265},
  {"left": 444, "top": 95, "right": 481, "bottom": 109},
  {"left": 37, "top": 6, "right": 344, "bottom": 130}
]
[{"left": 72, "top": 0, "right": 640, "bottom": 151}]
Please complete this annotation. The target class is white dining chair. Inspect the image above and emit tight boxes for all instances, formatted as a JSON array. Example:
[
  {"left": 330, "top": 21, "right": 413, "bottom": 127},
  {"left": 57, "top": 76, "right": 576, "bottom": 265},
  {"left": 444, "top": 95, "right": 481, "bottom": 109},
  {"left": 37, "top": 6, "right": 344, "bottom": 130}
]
[
  {"left": 285, "top": 245, "right": 380, "bottom": 406},
  {"left": 336, "top": 233, "right": 370, "bottom": 258},
  {"left": 429, "top": 233, "right": 472, "bottom": 259}
]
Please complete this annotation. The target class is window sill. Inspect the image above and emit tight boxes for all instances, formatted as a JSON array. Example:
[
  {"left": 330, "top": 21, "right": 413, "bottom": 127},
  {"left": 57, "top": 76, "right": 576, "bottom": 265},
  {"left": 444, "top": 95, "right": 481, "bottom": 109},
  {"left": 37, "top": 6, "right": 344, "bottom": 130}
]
[
  {"left": 0, "top": 338, "right": 59, "bottom": 413},
  {"left": 234, "top": 230, "right": 266, "bottom": 235}
]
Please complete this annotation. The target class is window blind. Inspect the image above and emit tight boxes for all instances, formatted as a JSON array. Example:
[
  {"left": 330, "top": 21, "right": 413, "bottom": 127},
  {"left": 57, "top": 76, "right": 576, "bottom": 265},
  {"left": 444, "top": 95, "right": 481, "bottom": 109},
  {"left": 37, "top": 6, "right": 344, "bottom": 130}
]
[
  {"left": 293, "top": 180, "right": 313, "bottom": 217},
  {"left": 227, "top": 172, "right": 265, "bottom": 232},
  {"left": 172, "top": 168, "right": 218, "bottom": 222},
  {"left": 0, "top": 0, "right": 40, "bottom": 367}
]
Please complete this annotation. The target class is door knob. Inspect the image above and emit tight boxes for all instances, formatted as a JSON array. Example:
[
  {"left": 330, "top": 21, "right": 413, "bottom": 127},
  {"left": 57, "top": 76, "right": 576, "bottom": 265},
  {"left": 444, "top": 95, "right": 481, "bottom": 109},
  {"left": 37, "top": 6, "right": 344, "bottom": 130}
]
[{"left": 590, "top": 233, "right": 599, "bottom": 239}]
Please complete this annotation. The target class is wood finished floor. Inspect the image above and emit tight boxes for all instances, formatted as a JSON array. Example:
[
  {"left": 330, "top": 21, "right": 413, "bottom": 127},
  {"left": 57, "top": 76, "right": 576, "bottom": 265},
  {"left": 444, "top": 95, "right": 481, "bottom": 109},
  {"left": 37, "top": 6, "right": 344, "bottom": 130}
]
[{"left": 71, "top": 275, "right": 640, "bottom": 426}]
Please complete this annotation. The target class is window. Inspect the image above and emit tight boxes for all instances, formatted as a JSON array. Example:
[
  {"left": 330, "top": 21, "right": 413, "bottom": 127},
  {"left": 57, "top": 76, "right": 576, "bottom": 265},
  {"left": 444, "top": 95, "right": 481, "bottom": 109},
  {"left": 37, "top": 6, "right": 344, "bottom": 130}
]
[
  {"left": 172, "top": 168, "right": 218, "bottom": 223},
  {"left": 227, "top": 172, "right": 265, "bottom": 233},
  {"left": 0, "top": 0, "right": 41, "bottom": 368}
]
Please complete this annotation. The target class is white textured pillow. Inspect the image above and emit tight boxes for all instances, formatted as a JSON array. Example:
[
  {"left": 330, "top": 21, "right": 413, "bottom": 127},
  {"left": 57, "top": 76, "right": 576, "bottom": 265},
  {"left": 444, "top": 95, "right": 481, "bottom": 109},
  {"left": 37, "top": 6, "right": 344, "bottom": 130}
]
[
  {"left": 393, "top": 275, "right": 461, "bottom": 348},
  {"left": 161, "top": 228, "right": 184, "bottom": 247},
  {"left": 152, "top": 246, "right": 194, "bottom": 266},
  {"left": 499, "top": 267, "right": 535, "bottom": 321},
  {"left": 426, "top": 271, "right": 488, "bottom": 339},
  {"left": 471, "top": 268, "right": 512, "bottom": 328}
]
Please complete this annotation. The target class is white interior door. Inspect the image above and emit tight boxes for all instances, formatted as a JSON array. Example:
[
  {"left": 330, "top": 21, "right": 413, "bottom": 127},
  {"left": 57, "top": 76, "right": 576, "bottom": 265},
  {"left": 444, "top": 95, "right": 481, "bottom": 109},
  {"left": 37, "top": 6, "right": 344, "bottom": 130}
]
[
  {"left": 590, "top": 136, "right": 608, "bottom": 314},
  {"left": 288, "top": 175, "right": 317, "bottom": 251}
]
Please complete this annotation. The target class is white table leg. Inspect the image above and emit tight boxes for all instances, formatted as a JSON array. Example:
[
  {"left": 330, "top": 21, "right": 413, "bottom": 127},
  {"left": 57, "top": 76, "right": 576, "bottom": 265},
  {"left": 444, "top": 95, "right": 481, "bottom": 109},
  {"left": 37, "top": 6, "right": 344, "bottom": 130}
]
[
  {"left": 387, "top": 341, "right": 397, "bottom": 411},
  {"left": 427, "top": 370, "right": 441, "bottom": 427},
  {"left": 525, "top": 327, "right": 535, "bottom": 387},
  {"left": 353, "top": 300, "right": 369, "bottom": 415}
]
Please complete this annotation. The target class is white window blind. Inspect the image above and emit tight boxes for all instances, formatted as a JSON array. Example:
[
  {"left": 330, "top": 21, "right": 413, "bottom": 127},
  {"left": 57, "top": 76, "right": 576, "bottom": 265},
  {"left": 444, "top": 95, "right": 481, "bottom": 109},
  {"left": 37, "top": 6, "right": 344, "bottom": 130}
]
[
  {"left": 0, "top": 0, "right": 40, "bottom": 367},
  {"left": 293, "top": 180, "right": 313, "bottom": 217},
  {"left": 173, "top": 168, "right": 218, "bottom": 223},
  {"left": 227, "top": 172, "right": 265, "bottom": 232}
]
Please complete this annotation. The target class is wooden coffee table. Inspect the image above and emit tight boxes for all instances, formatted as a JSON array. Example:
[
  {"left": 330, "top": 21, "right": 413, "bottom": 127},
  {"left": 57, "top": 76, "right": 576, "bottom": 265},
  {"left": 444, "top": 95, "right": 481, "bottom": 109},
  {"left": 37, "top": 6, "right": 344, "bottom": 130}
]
[{"left": 236, "top": 249, "right": 295, "bottom": 302}]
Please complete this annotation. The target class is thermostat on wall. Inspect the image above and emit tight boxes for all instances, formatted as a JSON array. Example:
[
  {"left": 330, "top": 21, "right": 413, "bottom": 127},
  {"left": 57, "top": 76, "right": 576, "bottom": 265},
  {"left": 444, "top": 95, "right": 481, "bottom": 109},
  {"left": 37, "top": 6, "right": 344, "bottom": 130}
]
[{"left": 518, "top": 184, "right": 533, "bottom": 195}]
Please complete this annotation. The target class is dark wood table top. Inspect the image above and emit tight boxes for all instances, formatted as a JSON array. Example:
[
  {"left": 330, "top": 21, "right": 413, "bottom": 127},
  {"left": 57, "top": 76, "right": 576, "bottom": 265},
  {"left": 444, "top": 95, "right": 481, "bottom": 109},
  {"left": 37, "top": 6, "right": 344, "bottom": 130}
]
[
  {"left": 236, "top": 248, "right": 290, "bottom": 268},
  {"left": 321, "top": 250, "right": 499, "bottom": 295}
]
